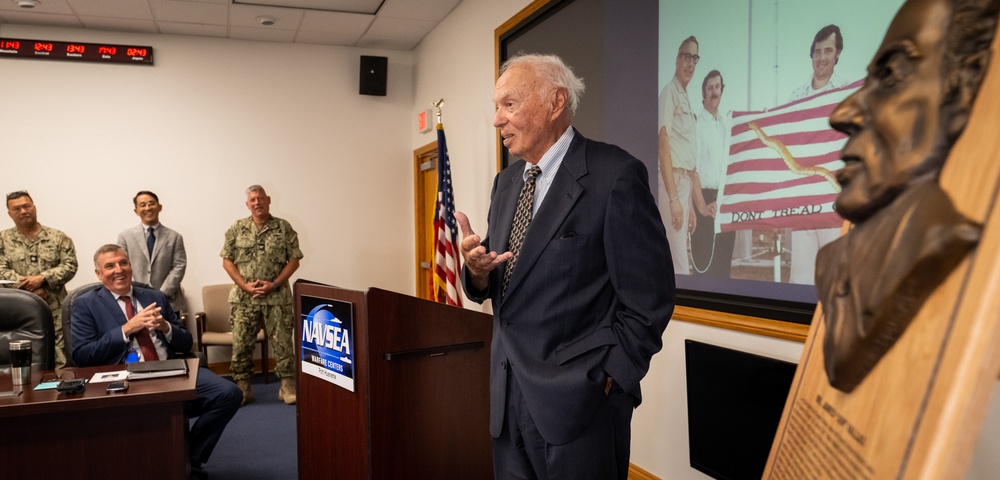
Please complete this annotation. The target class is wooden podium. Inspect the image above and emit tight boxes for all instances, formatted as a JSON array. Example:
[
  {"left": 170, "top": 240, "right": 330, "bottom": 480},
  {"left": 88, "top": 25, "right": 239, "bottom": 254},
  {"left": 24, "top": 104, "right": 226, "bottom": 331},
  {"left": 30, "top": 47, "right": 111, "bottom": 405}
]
[{"left": 294, "top": 281, "right": 494, "bottom": 479}]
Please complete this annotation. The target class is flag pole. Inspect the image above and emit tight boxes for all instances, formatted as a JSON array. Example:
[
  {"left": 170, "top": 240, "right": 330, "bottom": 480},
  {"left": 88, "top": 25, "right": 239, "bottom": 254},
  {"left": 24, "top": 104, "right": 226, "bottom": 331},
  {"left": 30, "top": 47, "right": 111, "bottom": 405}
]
[
  {"left": 431, "top": 98, "right": 462, "bottom": 306},
  {"left": 433, "top": 98, "right": 444, "bottom": 127}
]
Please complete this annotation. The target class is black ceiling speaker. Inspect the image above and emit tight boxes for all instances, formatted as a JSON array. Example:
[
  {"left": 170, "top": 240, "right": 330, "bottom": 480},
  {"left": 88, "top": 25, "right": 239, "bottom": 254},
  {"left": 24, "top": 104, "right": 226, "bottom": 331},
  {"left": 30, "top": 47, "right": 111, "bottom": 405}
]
[{"left": 359, "top": 55, "right": 388, "bottom": 96}]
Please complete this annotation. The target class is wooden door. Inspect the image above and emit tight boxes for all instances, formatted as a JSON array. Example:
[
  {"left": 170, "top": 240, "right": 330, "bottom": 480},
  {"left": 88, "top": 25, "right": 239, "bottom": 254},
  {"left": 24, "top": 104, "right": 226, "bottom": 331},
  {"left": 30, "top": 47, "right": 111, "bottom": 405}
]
[{"left": 413, "top": 141, "right": 438, "bottom": 300}]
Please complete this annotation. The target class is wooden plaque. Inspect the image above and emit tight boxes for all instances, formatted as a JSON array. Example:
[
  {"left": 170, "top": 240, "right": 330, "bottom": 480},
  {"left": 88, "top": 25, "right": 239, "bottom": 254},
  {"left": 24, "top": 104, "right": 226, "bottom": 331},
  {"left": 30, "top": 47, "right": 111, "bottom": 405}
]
[{"left": 763, "top": 12, "right": 1000, "bottom": 480}]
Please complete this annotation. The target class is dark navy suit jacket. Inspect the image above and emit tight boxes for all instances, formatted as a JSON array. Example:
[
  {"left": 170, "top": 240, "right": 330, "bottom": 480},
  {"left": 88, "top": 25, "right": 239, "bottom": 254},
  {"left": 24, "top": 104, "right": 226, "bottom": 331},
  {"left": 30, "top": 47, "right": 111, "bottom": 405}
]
[
  {"left": 71, "top": 285, "right": 192, "bottom": 366},
  {"left": 69, "top": 284, "right": 242, "bottom": 467},
  {"left": 463, "top": 130, "right": 675, "bottom": 445}
]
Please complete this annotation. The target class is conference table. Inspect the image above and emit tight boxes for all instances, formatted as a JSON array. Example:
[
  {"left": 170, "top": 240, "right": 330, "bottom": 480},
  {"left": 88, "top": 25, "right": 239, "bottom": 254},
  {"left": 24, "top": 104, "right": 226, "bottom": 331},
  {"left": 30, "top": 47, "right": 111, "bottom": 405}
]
[{"left": 0, "top": 358, "right": 198, "bottom": 480}]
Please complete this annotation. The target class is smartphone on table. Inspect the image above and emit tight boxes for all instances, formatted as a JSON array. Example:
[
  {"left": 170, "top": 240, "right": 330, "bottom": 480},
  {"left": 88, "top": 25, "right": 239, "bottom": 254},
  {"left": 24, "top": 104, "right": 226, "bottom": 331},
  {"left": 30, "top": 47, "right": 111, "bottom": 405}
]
[{"left": 107, "top": 381, "right": 129, "bottom": 393}]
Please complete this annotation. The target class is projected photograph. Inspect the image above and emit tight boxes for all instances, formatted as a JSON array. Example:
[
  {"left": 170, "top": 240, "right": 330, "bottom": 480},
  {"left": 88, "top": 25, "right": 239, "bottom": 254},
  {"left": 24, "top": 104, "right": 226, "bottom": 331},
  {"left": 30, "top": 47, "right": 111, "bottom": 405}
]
[
  {"left": 658, "top": 0, "right": 905, "bottom": 306},
  {"left": 498, "top": 0, "right": 909, "bottom": 320}
]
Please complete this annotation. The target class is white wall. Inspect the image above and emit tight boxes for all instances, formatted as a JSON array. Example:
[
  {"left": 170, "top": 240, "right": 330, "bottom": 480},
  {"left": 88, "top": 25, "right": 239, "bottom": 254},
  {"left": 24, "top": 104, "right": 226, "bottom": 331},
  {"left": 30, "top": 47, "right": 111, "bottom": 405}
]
[
  {"left": 409, "top": 0, "right": 523, "bottom": 251},
  {"left": 2, "top": 25, "right": 416, "bottom": 317}
]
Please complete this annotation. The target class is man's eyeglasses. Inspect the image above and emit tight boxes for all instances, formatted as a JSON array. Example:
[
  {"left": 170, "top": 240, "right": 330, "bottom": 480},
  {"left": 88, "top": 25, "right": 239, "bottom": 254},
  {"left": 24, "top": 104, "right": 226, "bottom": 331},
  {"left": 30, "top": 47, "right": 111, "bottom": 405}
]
[
  {"left": 678, "top": 53, "right": 700, "bottom": 65},
  {"left": 137, "top": 201, "right": 159, "bottom": 208},
  {"left": 40, "top": 372, "right": 76, "bottom": 383}
]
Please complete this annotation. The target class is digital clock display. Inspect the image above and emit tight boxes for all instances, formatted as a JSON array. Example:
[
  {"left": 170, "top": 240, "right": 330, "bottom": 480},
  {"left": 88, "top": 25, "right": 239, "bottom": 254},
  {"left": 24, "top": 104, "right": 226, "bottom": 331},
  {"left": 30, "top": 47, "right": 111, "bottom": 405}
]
[{"left": 0, "top": 37, "right": 153, "bottom": 65}]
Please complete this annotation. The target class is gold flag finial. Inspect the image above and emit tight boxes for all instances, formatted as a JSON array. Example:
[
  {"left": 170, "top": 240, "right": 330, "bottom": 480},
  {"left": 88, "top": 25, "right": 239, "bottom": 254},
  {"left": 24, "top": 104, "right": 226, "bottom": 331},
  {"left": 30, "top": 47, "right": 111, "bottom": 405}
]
[{"left": 433, "top": 98, "right": 445, "bottom": 126}]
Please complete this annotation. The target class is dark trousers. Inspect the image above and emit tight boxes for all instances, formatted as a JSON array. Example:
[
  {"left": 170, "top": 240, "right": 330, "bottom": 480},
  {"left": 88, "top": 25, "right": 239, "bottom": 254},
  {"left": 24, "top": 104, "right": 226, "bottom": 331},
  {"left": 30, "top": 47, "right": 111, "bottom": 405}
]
[
  {"left": 691, "top": 188, "right": 736, "bottom": 278},
  {"left": 188, "top": 367, "right": 242, "bottom": 465},
  {"left": 493, "top": 369, "right": 633, "bottom": 480}
]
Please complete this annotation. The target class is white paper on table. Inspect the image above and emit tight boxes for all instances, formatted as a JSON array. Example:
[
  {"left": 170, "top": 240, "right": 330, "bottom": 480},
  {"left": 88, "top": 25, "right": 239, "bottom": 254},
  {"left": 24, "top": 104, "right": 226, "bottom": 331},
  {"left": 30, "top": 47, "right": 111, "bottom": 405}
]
[{"left": 90, "top": 370, "right": 129, "bottom": 383}]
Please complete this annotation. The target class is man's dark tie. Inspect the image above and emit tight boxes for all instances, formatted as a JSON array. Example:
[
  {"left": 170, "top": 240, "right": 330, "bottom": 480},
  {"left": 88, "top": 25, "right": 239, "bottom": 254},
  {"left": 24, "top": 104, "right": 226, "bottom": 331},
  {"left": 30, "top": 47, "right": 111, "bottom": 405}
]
[
  {"left": 120, "top": 295, "right": 159, "bottom": 361},
  {"left": 502, "top": 165, "right": 541, "bottom": 298},
  {"left": 147, "top": 226, "right": 156, "bottom": 258}
]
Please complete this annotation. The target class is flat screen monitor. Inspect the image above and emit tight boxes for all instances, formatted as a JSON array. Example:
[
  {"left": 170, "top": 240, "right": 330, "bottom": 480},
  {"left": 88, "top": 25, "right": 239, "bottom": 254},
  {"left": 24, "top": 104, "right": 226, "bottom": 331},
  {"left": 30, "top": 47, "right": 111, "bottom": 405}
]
[{"left": 685, "top": 340, "right": 797, "bottom": 479}]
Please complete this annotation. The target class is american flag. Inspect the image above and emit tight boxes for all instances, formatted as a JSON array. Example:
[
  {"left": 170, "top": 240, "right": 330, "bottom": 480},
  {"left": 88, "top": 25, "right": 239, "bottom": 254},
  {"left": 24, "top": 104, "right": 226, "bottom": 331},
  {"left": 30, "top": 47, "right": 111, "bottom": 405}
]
[
  {"left": 717, "top": 79, "right": 863, "bottom": 233},
  {"left": 432, "top": 123, "right": 463, "bottom": 306}
]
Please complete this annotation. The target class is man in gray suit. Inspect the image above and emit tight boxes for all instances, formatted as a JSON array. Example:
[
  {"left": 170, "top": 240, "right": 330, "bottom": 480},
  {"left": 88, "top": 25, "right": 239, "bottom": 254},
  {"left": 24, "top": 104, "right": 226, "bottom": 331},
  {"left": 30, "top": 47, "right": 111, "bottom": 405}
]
[
  {"left": 458, "top": 53, "right": 674, "bottom": 480},
  {"left": 117, "top": 191, "right": 187, "bottom": 312}
]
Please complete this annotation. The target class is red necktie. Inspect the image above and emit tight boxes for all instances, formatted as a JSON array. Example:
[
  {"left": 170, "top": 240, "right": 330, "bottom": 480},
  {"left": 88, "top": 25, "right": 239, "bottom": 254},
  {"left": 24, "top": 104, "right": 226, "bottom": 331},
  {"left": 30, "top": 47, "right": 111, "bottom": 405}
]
[{"left": 120, "top": 295, "right": 160, "bottom": 361}]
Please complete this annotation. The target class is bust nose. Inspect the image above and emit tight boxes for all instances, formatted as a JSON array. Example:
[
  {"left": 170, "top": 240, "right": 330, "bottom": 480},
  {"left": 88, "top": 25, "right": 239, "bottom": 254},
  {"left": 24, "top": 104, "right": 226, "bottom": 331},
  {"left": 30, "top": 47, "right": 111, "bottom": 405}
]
[{"left": 829, "top": 91, "right": 865, "bottom": 136}]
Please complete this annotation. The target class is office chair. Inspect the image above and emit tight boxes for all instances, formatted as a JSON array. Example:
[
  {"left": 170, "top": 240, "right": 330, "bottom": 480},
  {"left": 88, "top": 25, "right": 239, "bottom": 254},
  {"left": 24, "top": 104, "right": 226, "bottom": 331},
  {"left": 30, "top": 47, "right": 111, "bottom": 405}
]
[
  {"left": 0, "top": 288, "right": 56, "bottom": 371},
  {"left": 195, "top": 284, "right": 269, "bottom": 382},
  {"left": 62, "top": 282, "right": 201, "bottom": 367}
]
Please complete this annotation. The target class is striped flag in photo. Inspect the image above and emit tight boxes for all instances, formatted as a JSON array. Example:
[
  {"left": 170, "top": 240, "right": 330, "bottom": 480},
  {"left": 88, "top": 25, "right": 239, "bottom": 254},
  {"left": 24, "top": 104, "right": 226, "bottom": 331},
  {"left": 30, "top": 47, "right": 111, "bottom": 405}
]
[{"left": 717, "top": 79, "right": 863, "bottom": 233}]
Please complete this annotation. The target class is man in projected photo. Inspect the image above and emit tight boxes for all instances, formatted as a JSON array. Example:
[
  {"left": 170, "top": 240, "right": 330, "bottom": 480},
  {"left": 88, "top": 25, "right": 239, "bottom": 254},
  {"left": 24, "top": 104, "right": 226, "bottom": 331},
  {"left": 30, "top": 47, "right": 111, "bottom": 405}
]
[
  {"left": 658, "top": 35, "right": 700, "bottom": 275},
  {"left": 817, "top": 0, "right": 995, "bottom": 392},
  {"left": 786, "top": 24, "right": 848, "bottom": 285},
  {"left": 791, "top": 24, "right": 846, "bottom": 100},
  {"left": 691, "top": 70, "right": 736, "bottom": 277}
]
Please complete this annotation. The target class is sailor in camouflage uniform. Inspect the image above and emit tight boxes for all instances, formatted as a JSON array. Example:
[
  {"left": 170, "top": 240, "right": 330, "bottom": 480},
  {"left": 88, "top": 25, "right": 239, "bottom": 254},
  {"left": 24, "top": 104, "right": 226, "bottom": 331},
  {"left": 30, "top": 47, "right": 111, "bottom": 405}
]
[
  {"left": 221, "top": 185, "right": 302, "bottom": 406},
  {"left": 0, "top": 191, "right": 78, "bottom": 369}
]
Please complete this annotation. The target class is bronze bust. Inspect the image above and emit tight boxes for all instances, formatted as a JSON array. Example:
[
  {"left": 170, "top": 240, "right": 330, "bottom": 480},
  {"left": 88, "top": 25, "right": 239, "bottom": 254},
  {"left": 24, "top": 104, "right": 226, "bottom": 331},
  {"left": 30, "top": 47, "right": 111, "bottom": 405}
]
[{"left": 817, "top": 0, "right": 998, "bottom": 392}]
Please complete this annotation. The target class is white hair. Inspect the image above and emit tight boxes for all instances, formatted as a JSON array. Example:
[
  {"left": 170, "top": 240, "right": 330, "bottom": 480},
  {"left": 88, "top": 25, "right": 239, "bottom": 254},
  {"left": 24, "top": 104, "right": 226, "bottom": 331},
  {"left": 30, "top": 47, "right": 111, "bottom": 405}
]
[{"left": 500, "top": 53, "right": 586, "bottom": 115}]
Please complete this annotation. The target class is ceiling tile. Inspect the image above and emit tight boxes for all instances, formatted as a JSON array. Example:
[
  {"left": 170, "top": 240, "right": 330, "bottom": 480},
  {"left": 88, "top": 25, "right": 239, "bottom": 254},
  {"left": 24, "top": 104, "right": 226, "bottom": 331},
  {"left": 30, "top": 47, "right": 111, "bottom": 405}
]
[
  {"left": 378, "top": 0, "right": 460, "bottom": 22},
  {"left": 0, "top": 0, "right": 74, "bottom": 14},
  {"left": 0, "top": 11, "right": 82, "bottom": 28},
  {"left": 366, "top": 15, "right": 434, "bottom": 39},
  {"left": 0, "top": 0, "right": 461, "bottom": 49},
  {"left": 149, "top": 0, "right": 228, "bottom": 25},
  {"left": 80, "top": 16, "right": 157, "bottom": 33},
  {"left": 298, "top": 10, "right": 372, "bottom": 34},
  {"left": 229, "top": 3, "right": 304, "bottom": 29},
  {"left": 235, "top": 0, "right": 382, "bottom": 14},
  {"left": 158, "top": 20, "right": 227, "bottom": 38},
  {"left": 230, "top": 24, "right": 296, "bottom": 43},
  {"left": 66, "top": 0, "right": 154, "bottom": 20}
]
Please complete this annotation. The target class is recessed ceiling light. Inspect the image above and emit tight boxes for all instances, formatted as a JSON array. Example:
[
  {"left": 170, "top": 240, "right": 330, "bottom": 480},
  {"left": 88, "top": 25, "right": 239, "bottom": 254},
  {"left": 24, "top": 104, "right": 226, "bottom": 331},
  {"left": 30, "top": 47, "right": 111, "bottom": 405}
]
[
  {"left": 257, "top": 16, "right": 276, "bottom": 26},
  {"left": 17, "top": 0, "right": 40, "bottom": 8}
]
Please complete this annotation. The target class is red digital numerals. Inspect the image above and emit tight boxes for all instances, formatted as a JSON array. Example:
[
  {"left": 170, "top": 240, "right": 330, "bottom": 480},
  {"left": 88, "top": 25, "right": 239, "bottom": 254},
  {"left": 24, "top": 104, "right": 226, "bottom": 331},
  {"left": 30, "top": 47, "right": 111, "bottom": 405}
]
[{"left": 1, "top": 37, "right": 151, "bottom": 63}]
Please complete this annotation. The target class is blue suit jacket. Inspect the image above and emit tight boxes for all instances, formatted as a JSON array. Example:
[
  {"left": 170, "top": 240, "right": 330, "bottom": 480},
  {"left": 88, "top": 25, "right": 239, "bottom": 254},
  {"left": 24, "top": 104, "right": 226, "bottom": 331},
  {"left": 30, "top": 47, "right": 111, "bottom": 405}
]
[
  {"left": 71, "top": 285, "right": 193, "bottom": 367},
  {"left": 463, "top": 130, "right": 675, "bottom": 445}
]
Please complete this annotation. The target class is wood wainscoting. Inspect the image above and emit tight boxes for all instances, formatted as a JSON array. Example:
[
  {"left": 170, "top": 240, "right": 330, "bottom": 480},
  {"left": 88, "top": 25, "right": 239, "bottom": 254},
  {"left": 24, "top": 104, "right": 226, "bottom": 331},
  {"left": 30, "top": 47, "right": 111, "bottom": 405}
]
[{"left": 629, "top": 463, "right": 661, "bottom": 480}]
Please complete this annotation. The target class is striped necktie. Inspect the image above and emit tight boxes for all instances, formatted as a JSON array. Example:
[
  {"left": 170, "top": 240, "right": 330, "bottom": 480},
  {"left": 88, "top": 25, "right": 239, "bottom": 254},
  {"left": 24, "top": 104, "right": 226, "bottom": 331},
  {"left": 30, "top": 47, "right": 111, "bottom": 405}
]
[{"left": 501, "top": 165, "right": 541, "bottom": 298}]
